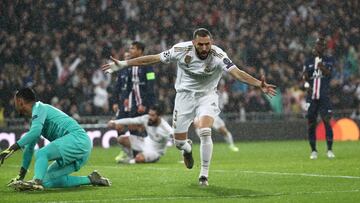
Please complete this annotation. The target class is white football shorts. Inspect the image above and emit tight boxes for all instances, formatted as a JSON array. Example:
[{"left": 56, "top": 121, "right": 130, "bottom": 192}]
[
  {"left": 172, "top": 91, "right": 220, "bottom": 133},
  {"left": 129, "top": 134, "right": 144, "bottom": 152}
]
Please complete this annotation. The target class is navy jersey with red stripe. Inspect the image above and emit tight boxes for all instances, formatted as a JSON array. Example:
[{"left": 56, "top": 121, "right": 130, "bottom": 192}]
[
  {"left": 113, "top": 65, "right": 156, "bottom": 119},
  {"left": 124, "top": 65, "right": 156, "bottom": 113},
  {"left": 303, "top": 55, "right": 334, "bottom": 100}
]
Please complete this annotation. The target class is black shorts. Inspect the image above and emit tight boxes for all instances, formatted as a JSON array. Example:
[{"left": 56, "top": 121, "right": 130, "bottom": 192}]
[{"left": 306, "top": 98, "right": 332, "bottom": 119}]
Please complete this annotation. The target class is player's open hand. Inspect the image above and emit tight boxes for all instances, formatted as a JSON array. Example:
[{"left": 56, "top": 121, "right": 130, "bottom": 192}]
[
  {"left": 260, "top": 76, "right": 277, "bottom": 98},
  {"left": 0, "top": 148, "right": 14, "bottom": 166},
  {"left": 101, "top": 56, "right": 128, "bottom": 74}
]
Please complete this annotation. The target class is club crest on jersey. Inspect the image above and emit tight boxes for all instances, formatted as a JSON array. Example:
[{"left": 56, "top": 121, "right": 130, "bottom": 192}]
[
  {"left": 204, "top": 65, "right": 211, "bottom": 73},
  {"left": 185, "top": 55, "right": 192, "bottom": 64}
]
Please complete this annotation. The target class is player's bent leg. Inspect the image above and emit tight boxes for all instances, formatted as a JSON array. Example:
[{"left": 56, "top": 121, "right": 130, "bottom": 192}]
[
  {"left": 218, "top": 126, "right": 238, "bottom": 152},
  {"left": 42, "top": 161, "right": 90, "bottom": 188},
  {"left": 139, "top": 151, "right": 161, "bottom": 163},
  {"left": 174, "top": 133, "right": 193, "bottom": 169},
  {"left": 116, "top": 134, "right": 133, "bottom": 162},
  {"left": 42, "top": 161, "right": 110, "bottom": 188},
  {"left": 34, "top": 143, "right": 62, "bottom": 181}
]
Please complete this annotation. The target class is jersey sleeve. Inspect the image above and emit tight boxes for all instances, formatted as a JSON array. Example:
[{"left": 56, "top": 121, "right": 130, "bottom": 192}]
[
  {"left": 160, "top": 43, "right": 186, "bottom": 64},
  {"left": 162, "top": 119, "right": 174, "bottom": 138},
  {"left": 218, "top": 52, "right": 236, "bottom": 72},
  {"left": 113, "top": 115, "right": 147, "bottom": 125},
  {"left": 17, "top": 105, "right": 46, "bottom": 147}
]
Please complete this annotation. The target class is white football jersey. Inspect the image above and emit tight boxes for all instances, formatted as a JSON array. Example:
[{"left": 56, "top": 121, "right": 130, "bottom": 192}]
[
  {"left": 160, "top": 41, "right": 236, "bottom": 92},
  {"left": 113, "top": 115, "right": 173, "bottom": 154}
]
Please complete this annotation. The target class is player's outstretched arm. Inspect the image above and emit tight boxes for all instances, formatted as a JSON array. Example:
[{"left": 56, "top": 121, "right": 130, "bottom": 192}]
[
  {"left": 229, "top": 68, "right": 277, "bottom": 97},
  {"left": 102, "top": 54, "right": 161, "bottom": 74}
]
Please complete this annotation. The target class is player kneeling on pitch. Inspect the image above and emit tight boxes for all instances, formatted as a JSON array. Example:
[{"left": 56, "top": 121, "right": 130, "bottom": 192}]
[
  {"left": 0, "top": 87, "right": 111, "bottom": 191},
  {"left": 108, "top": 105, "right": 173, "bottom": 164}
]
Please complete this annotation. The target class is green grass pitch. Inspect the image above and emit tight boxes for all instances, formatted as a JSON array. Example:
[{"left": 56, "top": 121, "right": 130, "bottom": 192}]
[{"left": 1, "top": 140, "right": 360, "bottom": 202}]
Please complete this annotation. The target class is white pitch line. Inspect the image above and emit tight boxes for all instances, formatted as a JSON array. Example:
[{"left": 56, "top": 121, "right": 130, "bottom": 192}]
[
  {"left": 234, "top": 170, "right": 360, "bottom": 179},
  {"left": 44, "top": 189, "right": 360, "bottom": 203},
  {"left": 8, "top": 164, "right": 360, "bottom": 179},
  {"left": 142, "top": 166, "right": 360, "bottom": 180}
]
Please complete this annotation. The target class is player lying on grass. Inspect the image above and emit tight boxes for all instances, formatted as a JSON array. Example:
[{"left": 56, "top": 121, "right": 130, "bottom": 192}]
[
  {"left": 0, "top": 87, "right": 111, "bottom": 191},
  {"left": 108, "top": 105, "right": 173, "bottom": 164}
]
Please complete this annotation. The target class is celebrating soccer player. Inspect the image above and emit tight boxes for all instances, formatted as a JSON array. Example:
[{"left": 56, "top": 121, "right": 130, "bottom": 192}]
[{"left": 102, "top": 28, "right": 276, "bottom": 186}]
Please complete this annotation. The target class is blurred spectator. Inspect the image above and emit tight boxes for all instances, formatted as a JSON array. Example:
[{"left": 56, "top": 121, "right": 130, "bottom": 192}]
[
  {"left": 0, "top": 0, "right": 359, "bottom": 119},
  {"left": 93, "top": 81, "right": 109, "bottom": 114}
]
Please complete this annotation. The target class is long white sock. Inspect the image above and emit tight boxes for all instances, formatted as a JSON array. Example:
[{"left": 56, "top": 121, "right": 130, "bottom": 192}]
[
  {"left": 224, "top": 131, "right": 235, "bottom": 147},
  {"left": 199, "top": 128, "right": 212, "bottom": 178},
  {"left": 174, "top": 139, "right": 192, "bottom": 153}
]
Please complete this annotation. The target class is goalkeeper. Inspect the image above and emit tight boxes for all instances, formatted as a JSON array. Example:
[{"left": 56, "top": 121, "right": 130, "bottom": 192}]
[{"left": 0, "top": 87, "right": 111, "bottom": 191}]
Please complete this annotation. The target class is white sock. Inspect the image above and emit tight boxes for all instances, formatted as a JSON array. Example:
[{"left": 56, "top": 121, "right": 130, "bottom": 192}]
[
  {"left": 174, "top": 139, "right": 192, "bottom": 153},
  {"left": 224, "top": 131, "right": 235, "bottom": 147},
  {"left": 199, "top": 128, "right": 212, "bottom": 178}
]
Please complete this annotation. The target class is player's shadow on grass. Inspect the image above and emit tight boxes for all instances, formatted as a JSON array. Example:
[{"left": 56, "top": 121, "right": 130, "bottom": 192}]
[
  {"left": 191, "top": 184, "right": 268, "bottom": 199},
  {"left": 15, "top": 186, "right": 101, "bottom": 194}
]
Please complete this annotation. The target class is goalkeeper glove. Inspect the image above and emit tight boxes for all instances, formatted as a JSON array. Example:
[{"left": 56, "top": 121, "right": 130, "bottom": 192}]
[
  {"left": 7, "top": 167, "right": 27, "bottom": 186},
  {"left": 0, "top": 148, "right": 14, "bottom": 166},
  {"left": 0, "top": 143, "right": 19, "bottom": 166}
]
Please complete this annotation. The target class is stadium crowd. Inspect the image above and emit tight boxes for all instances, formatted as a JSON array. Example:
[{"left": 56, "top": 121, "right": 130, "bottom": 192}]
[{"left": 0, "top": 0, "right": 359, "bottom": 122}]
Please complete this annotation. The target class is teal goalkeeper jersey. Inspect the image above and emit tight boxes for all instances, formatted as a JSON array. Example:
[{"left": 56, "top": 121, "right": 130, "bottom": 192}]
[{"left": 17, "top": 101, "right": 86, "bottom": 148}]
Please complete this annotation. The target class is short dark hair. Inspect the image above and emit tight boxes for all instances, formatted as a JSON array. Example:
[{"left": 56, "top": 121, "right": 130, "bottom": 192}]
[
  {"left": 193, "top": 28, "right": 212, "bottom": 39},
  {"left": 131, "top": 41, "right": 145, "bottom": 52},
  {"left": 149, "top": 104, "right": 164, "bottom": 116},
  {"left": 16, "top": 87, "right": 36, "bottom": 102}
]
